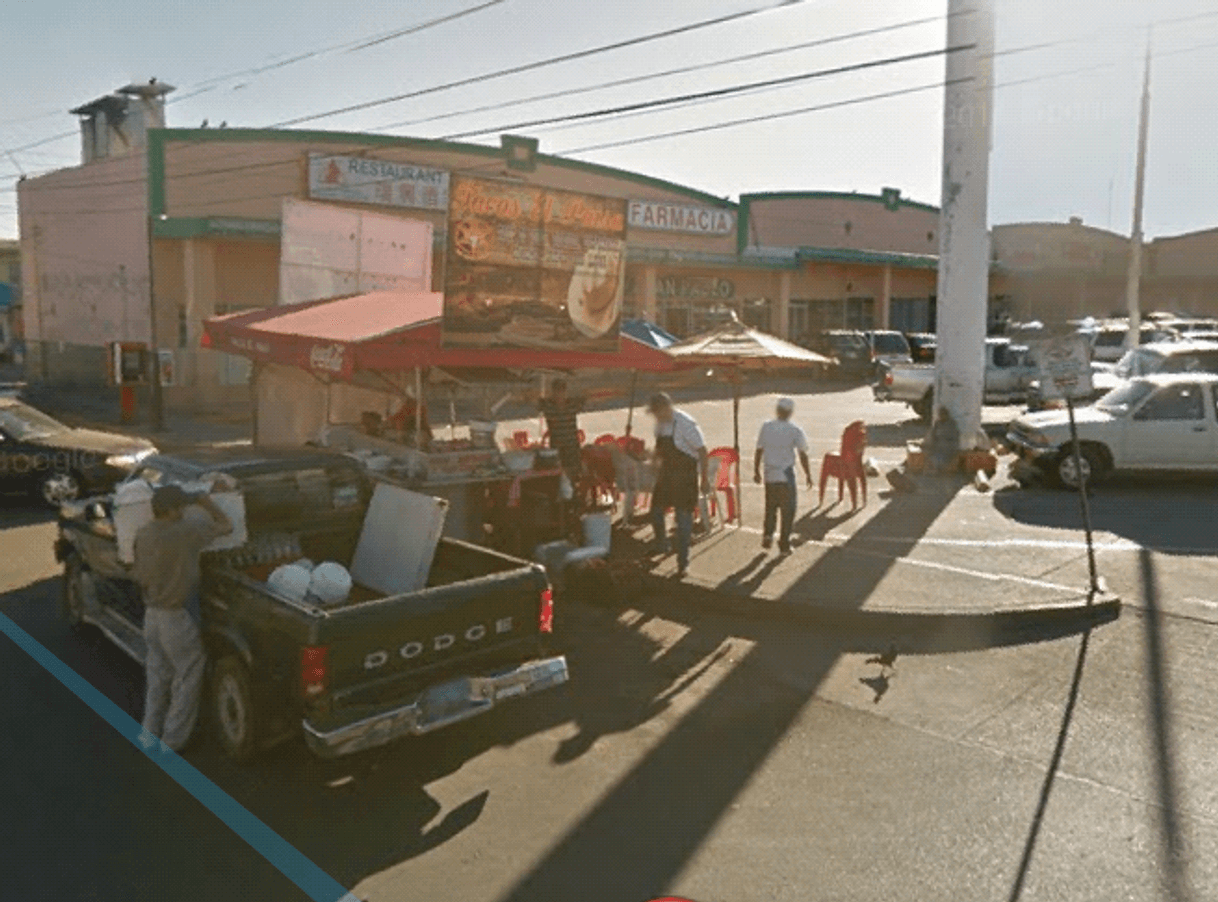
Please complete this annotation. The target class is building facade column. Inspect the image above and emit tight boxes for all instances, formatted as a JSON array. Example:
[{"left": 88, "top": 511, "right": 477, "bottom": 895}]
[
  {"left": 183, "top": 239, "right": 219, "bottom": 403},
  {"left": 879, "top": 264, "right": 893, "bottom": 329},
  {"left": 640, "top": 265, "right": 658, "bottom": 323},
  {"left": 776, "top": 270, "right": 791, "bottom": 339}
]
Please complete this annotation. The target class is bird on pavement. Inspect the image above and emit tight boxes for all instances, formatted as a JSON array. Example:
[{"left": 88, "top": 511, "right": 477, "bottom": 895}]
[{"left": 866, "top": 643, "right": 899, "bottom": 671}]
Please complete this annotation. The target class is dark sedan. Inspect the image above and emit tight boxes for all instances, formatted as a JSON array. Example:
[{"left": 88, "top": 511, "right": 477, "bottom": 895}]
[{"left": 0, "top": 397, "right": 156, "bottom": 506}]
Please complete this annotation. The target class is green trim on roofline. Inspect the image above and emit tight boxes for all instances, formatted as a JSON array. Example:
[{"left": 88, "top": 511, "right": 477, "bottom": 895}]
[
  {"left": 628, "top": 247, "right": 797, "bottom": 271},
  {"left": 740, "top": 189, "right": 940, "bottom": 214},
  {"left": 796, "top": 246, "right": 939, "bottom": 270},
  {"left": 147, "top": 127, "right": 735, "bottom": 210},
  {"left": 151, "top": 217, "right": 282, "bottom": 240},
  {"left": 147, "top": 129, "right": 166, "bottom": 218}
]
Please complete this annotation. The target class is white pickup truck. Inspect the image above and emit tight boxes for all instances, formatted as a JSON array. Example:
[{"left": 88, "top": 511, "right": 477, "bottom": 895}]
[
  {"left": 873, "top": 337, "right": 1037, "bottom": 420},
  {"left": 1007, "top": 374, "right": 1218, "bottom": 487}
]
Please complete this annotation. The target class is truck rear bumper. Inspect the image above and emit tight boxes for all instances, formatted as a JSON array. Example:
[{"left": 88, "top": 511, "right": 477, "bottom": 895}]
[{"left": 302, "top": 655, "right": 569, "bottom": 758}]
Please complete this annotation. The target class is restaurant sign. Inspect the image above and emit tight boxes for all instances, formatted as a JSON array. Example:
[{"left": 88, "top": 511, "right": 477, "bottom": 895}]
[
  {"left": 443, "top": 176, "right": 628, "bottom": 353},
  {"left": 308, "top": 153, "right": 450, "bottom": 212},
  {"left": 628, "top": 200, "right": 735, "bottom": 236}
]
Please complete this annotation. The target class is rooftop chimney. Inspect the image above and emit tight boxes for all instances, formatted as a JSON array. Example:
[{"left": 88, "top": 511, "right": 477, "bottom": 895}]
[{"left": 70, "top": 79, "right": 175, "bottom": 164}]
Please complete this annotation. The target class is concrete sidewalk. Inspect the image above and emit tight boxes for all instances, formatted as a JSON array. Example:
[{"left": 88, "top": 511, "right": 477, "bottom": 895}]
[{"left": 626, "top": 475, "right": 1120, "bottom": 636}]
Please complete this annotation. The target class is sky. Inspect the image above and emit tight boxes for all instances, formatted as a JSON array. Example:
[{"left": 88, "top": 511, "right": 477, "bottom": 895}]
[{"left": 3, "top": 0, "right": 1217, "bottom": 241}]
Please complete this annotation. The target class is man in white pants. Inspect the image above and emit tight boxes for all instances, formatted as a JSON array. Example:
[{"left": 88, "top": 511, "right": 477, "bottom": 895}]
[{"left": 133, "top": 483, "right": 233, "bottom": 751}]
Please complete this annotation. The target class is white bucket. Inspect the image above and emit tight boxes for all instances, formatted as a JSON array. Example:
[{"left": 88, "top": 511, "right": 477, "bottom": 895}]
[
  {"left": 581, "top": 512, "right": 612, "bottom": 552},
  {"left": 114, "top": 480, "right": 154, "bottom": 564}
]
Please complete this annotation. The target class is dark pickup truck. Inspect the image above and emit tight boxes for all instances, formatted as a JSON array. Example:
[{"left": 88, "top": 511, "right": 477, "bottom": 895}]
[{"left": 55, "top": 448, "right": 567, "bottom": 761}]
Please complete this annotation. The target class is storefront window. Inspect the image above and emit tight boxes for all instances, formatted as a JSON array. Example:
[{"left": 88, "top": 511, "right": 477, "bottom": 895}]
[{"left": 845, "top": 297, "right": 876, "bottom": 331}]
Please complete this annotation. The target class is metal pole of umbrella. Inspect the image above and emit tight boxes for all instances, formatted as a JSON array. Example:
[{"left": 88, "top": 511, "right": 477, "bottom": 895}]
[
  {"left": 414, "top": 366, "right": 424, "bottom": 449},
  {"left": 733, "top": 370, "right": 742, "bottom": 528},
  {"left": 625, "top": 369, "right": 639, "bottom": 437}
]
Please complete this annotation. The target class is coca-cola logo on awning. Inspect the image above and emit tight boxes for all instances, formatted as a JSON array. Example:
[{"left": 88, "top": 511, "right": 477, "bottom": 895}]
[{"left": 309, "top": 343, "right": 346, "bottom": 374}]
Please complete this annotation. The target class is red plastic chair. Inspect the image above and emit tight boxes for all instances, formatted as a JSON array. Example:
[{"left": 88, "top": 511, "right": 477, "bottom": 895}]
[
  {"left": 820, "top": 420, "right": 868, "bottom": 509},
  {"left": 594, "top": 433, "right": 618, "bottom": 446},
  {"left": 706, "top": 447, "right": 739, "bottom": 524},
  {"left": 580, "top": 445, "right": 618, "bottom": 511}
]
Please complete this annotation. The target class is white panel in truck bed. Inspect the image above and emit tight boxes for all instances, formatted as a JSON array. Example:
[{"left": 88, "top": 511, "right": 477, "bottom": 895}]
[{"left": 351, "top": 483, "right": 449, "bottom": 596}]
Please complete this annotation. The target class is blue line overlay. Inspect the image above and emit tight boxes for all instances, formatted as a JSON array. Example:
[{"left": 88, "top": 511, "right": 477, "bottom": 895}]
[{"left": 0, "top": 611, "right": 359, "bottom": 902}]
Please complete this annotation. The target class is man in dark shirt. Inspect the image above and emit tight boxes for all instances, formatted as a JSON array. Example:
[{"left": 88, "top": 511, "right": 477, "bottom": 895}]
[
  {"left": 133, "top": 483, "right": 234, "bottom": 751},
  {"left": 539, "top": 379, "right": 584, "bottom": 479}
]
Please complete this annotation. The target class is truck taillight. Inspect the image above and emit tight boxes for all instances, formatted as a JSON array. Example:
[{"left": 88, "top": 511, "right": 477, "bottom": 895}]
[
  {"left": 884, "top": 371, "right": 894, "bottom": 386},
  {"left": 538, "top": 588, "right": 554, "bottom": 634},
  {"left": 301, "top": 645, "right": 329, "bottom": 697}
]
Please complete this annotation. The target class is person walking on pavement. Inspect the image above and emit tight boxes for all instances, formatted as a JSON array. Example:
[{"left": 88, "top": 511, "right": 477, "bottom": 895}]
[
  {"left": 753, "top": 397, "right": 813, "bottom": 555},
  {"left": 133, "top": 482, "right": 234, "bottom": 751},
  {"left": 646, "top": 392, "right": 709, "bottom": 579}
]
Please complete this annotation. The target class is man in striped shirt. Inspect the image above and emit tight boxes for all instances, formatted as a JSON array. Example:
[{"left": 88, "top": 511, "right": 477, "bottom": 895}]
[{"left": 539, "top": 379, "right": 585, "bottom": 480}]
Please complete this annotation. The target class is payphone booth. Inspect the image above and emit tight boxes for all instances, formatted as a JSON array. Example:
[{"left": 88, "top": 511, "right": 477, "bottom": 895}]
[{"left": 108, "top": 342, "right": 149, "bottom": 423}]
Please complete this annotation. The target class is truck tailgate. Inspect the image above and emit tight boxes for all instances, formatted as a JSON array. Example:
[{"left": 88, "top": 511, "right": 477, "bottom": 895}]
[{"left": 313, "top": 564, "right": 552, "bottom": 716}]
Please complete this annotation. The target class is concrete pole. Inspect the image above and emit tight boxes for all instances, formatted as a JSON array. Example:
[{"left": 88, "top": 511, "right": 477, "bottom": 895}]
[
  {"left": 776, "top": 271, "right": 792, "bottom": 339},
  {"left": 1125, "top": 33, "right": 1152, "bottom": 349},
  {"left": 879, "top": 264, "right": 893, "bottom": 330},
  {"left": 934, "top": 0, "right": 995, "bottom": 447}
]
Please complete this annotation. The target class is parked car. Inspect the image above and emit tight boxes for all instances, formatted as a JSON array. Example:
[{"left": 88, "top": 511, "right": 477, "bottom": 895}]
[
  {"left": 1028, "top": 339, "right": 1218, "bottom": 410},
  {"left": 1158, "top": 318, "right": 1218, "bottom": 336},
  {"left": 811, "top": 330, "right": 872, "bottom": 379},
  {"left": 55, "top": 448, "right": 567, "bottom": 761},
  {"left": 905, "top": 333, "right": 937, "bottom": 363},
  {"left": 863, "top": 330, "right": 914, "bottom": 371},
  {"left": 1008, "top": 374, "right": 1218, "bottom": 487},
  {"left": 0, "top": 397, "right": 156, "bottom": 506},
  {"left": 1086, "top": 323, "right": 1179, "bottom": 363},
  {"left": 874, "top": 337, "right": 1037, "bottom": 420}
]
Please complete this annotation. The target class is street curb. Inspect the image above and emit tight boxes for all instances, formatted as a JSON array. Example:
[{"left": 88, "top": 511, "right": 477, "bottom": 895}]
[{"left": 639, "top": 571, "right": 1121, "bottom": 637}]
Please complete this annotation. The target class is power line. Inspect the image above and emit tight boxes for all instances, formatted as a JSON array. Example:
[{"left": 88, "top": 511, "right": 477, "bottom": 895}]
[
  {"left": 369, "top": 10, "right": 959, "bottom": 133},
  {"left": 269, "top": 0, "right": 811, "bottom": 128},
  {"left": 442, "top": 44, "right": 969, "bottom": 140},
  {"left": 555, "top": 35, "right": 1218, "bottom": 157},
  {"left": 0, "top": 0, "right": 507, "bottom": 161},
  {"left": 7, "top": 28, "right": 1218, "bottom": 214},
  {"left": 182, "top": 0, "right": 507, "bottom": 94}
]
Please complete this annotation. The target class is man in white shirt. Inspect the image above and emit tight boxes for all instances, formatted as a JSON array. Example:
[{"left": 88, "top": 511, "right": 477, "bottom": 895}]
[{"left": 753, "top": 397, "right": 812, "bottom": 554}]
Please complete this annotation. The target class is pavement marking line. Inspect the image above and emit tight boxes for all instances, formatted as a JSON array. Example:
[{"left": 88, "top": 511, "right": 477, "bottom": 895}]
[
  {"left": 732, "top": 525, "right": 1080, "bottom": 594},
  {"left": 823, "top": 534, "right": 1143, "bottom": 552},
  {"left": 0, "top": 611, "right": 360, "bottom": 902}
]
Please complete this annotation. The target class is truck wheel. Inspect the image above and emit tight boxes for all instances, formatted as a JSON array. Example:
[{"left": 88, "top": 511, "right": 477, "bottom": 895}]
[
  {"left": 61, "top": 556, "right": 89, "bottom": 632},
  {"left": 212, "top": 656, "right": 259, "bottom": 762},
  {"left": 40, "top": 470, "right": 82, "bottom": 508},
  {"left": 1055, "top": 444, "right": 1107, "bottom": 490},
  {"left": 913, "top": 392, "right": 934, "bottom": 422}
]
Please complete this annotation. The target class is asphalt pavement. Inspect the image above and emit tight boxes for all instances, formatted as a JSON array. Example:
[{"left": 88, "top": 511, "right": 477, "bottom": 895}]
[{"left": 4, "top": 383, "right": 1218, "bottom": 901}]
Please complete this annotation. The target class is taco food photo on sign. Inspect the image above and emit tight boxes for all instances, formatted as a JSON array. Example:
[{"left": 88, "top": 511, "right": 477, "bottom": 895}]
[{"left": 442, "top": 175, "right": 627, "bottom": 352}]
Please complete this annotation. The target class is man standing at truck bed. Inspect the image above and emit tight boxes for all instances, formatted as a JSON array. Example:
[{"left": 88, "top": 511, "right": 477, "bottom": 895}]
[{"left": 133, "top": 482, "right": 234, "bottom": 751}]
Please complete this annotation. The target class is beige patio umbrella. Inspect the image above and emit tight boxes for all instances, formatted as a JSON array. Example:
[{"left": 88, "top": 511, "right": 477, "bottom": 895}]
[{"left": 664, "top": 315, "right": 833, "bottom": 525}]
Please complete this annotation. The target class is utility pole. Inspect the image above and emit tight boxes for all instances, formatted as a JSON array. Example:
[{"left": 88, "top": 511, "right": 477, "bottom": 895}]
[
  {"left": 1125, "top": 31, "right": 1152, "bottom": 349},
  {"left": 934, "top": 0, "right": 996, "bottom": 446}
]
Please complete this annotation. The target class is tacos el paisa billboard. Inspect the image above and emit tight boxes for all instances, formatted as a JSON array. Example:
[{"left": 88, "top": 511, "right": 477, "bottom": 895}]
[{"left": 442, "top": 176, "right": 627, "bottom": 352}]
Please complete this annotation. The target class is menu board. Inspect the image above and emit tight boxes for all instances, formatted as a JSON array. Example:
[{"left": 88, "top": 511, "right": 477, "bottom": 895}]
[{"left": 442, "top": 176, "right": 627, "bottom": 352}]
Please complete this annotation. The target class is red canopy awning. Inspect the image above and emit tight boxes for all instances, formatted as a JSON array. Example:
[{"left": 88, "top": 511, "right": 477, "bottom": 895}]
[{"left": 202, "top": 290, "right": 677, "bottom": 379}]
